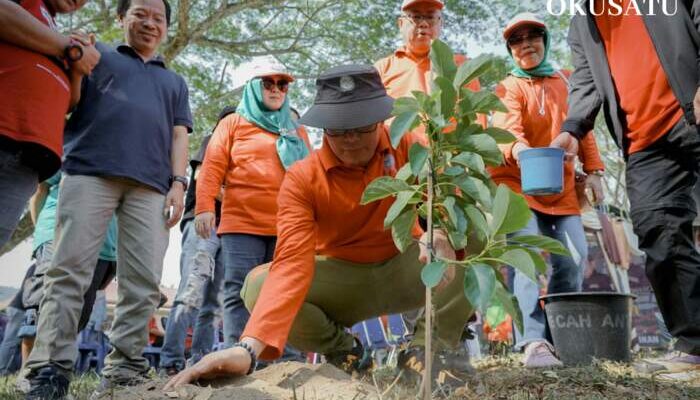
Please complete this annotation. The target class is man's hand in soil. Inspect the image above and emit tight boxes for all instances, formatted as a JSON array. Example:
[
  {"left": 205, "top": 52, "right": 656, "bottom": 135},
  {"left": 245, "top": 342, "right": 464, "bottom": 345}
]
[
  {"left": 694, "top": 86, "right": 700, "bottom": 124},
  {"left": 418, "top": 229, "right": 456, "bottom": 292},
  {"left": 164, "top": 337, "right": 265, "bottom": 389}
]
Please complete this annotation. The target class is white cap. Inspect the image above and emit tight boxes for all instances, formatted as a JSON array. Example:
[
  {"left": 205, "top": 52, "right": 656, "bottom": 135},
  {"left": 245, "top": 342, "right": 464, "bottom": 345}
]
[
  {"left": 503, "top": 12, "right": 546, "bottom": 40},
  {"left": 245, "top": 57, "right": 294, "bottom": 82}
]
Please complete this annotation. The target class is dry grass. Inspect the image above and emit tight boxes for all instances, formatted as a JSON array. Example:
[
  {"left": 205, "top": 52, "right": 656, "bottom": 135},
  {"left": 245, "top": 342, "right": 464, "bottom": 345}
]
[{"left": 1, "top": 355, "right": 697, "bottom": 400}]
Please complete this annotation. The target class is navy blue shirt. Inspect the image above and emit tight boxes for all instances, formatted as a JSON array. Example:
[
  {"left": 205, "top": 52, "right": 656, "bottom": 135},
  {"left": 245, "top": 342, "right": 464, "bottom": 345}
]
[{"left": 63, "top": 43, "right": 193, "bottom": 194}]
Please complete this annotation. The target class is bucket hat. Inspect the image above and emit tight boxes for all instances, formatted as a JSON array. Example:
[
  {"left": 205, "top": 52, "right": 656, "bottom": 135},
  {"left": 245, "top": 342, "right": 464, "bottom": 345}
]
[{"left": 299, "top": 64, "right": 394, "bottom": 130}]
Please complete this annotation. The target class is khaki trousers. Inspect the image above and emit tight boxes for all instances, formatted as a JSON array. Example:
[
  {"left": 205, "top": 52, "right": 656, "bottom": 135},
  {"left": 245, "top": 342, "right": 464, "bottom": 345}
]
[
  {"left": 27, "top": 175, "right": 169, "bottom": 378},
  {"left": 242, "top": 243, "right": 474, "bottom": 356}
]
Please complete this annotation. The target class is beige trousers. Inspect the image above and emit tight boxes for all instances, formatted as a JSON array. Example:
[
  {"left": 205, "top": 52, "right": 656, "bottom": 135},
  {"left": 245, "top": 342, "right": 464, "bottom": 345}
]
[{"left": 27, "top": 175, "right": 169, "bottom": 379}]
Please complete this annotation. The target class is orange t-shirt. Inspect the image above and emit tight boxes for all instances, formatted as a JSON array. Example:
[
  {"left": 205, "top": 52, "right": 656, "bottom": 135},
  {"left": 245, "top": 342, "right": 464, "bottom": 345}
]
[
  {"left": 490, "top": 72, "right": 605, "bottom": 215},
  {"left": 375, "top": 47, "right": 487, "bottom": 132},
  {"left": 195, "top": 113, "right": 311, "bottom": 236},
  {"left": 242, "top": 126, "right": 421, "bottom": 359},
  {"left": 594, "top": 4, "right": 684, "bottom": 153}
]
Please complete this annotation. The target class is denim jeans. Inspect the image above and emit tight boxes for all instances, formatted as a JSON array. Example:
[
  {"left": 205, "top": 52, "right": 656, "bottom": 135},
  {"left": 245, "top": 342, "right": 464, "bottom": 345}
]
[
  {"left": 221, "top": 233, "right": 276, "bottom": 347},
  {"left": 508, "top": 211, "right": 588, "bottom": 350},
  {"left": 159, "top": 221, "right": 224, "bottom": 370},
  {"left": 0, "top": 148, "right": 38, "bottom": 248},
  {"left": 0, "top": 307, "right": 23, "bottom": 376}
]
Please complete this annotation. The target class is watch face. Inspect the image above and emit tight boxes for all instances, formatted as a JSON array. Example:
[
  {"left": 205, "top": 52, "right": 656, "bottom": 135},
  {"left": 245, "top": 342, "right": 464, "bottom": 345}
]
[{"left": 67, "top": 45, "right": 83, "bottom": 62}]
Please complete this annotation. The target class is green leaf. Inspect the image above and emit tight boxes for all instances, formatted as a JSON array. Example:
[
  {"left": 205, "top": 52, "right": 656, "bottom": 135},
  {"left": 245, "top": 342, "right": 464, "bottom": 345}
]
[
  {"left": 434, "top": 76, "right": 457, "bottom": 119},
  {"left": 484, "top": 127, "right": 516, "bottom": 144},
  {"left": 444, "top": 166, "right": 464, "bottom": 176},
  {"left": 430, "top": 39, "right": 457, "bottom": 82},
  {"left": 464, "top": 204, "right": 488, "bottom": 242},
  {"left": 523, "top": 247, "right": 548, "bottom": 275},
  {"left": 442, "top": 196, "right": 466, "bottom": 234},
  {"left": 455, "top": 176, "right": 492, "bottom": 209},
  {"left": 495, "top": 282, "right": 523, "bottom": 333},
  {"left": 500, "top": 248, "right": 537, "bottom": 282},
  {"left": 465, "top": 90, "right": 508, "bottom": 114},
  {"left": 408, "top": 143, "right": 429, "bottom": 177},
  {"left": 384, "top": 191, "right": 414, "bottom": 228},
  {"left": 361, "top": 177, "right": 412, "bottom": 204},
  {"left": 391, "top": 209, "right": 417, "bottom": 253},
  {"left": 452, "top": 152, "right": 486, "bottom": 175},
  {"left": 395, "top": 163, "right": 413, "bottom": 181},
  {"left": 463, "top": 263, "right": 497, "bottom": 311},
  {"left": 454, "top": 54, "right": 494, "bottom": 89},
  {"left": 461, "top": 134, "right": 503, "bottom": 166},
  {"left": 421, "top": 261, "right": 448, "bottom": 288},
  {"left": 390, "top": 111, "right": 419, "bottom": 148},
  {"left": 392, "top": 97, "right": 420, "bottom": 116},
  {"left": 509, "top": 234, "right": 571, "bottom": 256},
  {"left": 412, "top": 91, "right": 432, "bottom": 111},
  {"left": 490, "top": 184, "right": 531, "bottom": 235}
]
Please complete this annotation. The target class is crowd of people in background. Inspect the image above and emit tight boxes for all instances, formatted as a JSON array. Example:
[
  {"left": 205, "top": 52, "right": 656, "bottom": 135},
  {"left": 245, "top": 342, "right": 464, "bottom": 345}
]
[{"left": 1, "top": 0, "right": 699, "bottom": 399}]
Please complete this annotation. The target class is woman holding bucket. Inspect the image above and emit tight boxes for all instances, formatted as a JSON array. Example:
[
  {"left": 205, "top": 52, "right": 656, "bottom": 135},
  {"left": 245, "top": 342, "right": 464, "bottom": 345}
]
[
  {"left": 194, "top": 59, "right": 311, "bottom": 350},
  {"left": 490, "top": 13, "right": 605, "bottom": 368}
]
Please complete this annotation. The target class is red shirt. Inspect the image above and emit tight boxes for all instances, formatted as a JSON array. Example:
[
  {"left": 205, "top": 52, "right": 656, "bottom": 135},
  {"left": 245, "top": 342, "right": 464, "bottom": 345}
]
[
  {"left": 594, "top": 3, "right": 684, "bottom": 153},
  {"left": 0, "top": 0, "right": 70, "bottom": 179}
]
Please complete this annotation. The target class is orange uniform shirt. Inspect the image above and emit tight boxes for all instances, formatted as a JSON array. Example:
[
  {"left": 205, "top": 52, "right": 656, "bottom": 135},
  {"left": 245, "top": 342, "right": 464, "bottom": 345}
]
[
  {"left": 242, "top": 126, "right": 420, "bottom": 359},
  {"left": 375, "top": 47, "right": 487, "bottom": 132},
  {"left": 594, "top": 4, "right": 684, "bottom": 154},
  {"left": 490, "top": 72, "right": 605, "bottom": 215},
  {"left": 195, "top": 113, "right": 310, "bottom": 236}
]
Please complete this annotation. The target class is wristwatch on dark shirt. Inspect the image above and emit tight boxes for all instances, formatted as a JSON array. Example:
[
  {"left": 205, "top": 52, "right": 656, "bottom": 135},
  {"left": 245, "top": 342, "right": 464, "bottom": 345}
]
[{"left": 170, "top": 175, "right": 188, "bottom": 191}]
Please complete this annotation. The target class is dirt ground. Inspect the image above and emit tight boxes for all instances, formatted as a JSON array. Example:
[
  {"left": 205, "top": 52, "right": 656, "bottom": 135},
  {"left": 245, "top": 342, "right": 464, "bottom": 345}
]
[{"left": 104, "top": 357, "right": 699, "bottom": 400}]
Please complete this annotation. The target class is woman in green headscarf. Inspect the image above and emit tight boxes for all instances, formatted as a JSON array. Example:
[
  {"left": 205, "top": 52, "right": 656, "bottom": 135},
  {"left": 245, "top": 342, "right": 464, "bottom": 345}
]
[
  {"left": 194, "top": 60, "right": 310, "bottom": 349},
  {"left": 488, "top": 13, "right": 605, "bottom": 368}
]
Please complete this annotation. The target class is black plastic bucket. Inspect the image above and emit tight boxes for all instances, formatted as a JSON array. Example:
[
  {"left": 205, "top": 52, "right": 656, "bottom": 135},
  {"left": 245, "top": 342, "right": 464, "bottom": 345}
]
[{"left": 540, "top": 292, "right": 635, "bottom": 366}]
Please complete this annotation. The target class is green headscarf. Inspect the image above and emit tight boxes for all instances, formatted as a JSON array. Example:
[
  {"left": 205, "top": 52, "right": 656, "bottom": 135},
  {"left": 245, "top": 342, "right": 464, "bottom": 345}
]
[
  {"left": 236, "top": 78, "right": 309, "bottom": 170},
  {"left": 507, "top": 28, "right": 556, "bottom": 78}
]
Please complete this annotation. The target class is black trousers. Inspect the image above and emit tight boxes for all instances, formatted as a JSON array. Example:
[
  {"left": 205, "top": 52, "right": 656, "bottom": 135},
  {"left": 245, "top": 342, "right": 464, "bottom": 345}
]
[{"left": 626, "top": 119, "right": 700, "bottom": 355}]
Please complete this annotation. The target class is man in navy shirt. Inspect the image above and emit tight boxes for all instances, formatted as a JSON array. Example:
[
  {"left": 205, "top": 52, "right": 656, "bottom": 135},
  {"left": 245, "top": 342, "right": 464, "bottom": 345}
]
[{"left": 25, "top": 0, "right": 192, "bottom": 399}]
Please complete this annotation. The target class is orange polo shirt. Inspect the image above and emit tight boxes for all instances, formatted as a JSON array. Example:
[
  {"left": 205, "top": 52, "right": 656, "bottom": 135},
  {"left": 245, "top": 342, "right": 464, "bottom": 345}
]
[
  {"left": 242, "top": 126, "right": 421, "bottom": 359},
  {"left": 375, "top": 47, "right": 487, "bottom": 132},
  {"left": 594, "top": 4, "right": 684, "bottom": 153},
  {"left": 195, "top": 113, "right": 311, "bottom": 236},
  {"left": 490, "top": 71, "right": 605, "bottom": 216}
]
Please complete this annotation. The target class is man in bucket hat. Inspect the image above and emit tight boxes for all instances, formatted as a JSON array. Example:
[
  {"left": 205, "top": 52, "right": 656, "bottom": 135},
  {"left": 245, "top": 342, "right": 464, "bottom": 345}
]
[{"left": 165, "top": 64, "right": 476, "bottom": 389}]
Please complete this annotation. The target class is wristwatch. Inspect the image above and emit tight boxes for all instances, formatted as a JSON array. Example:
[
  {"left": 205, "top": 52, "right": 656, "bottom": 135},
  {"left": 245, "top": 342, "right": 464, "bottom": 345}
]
[
  {"left": 169, "top": 175, "right": 188, "bottom": 191},
  {"left": 63, "top": 40, "right": 83, "bottom": 63}
]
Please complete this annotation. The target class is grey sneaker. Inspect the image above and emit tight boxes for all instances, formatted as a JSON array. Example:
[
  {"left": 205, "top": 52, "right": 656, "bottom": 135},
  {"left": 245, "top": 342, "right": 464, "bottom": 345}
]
[
  {"left": 522, "top": 341, "right": 564, "bottom": 368},
  {"left": 634, "top": 352, "right": 700, "bottom": 374},
  {"left": 25, "top": 367, "right": 71, "bottom": 400},
  {"left": 89, "top": 374, "right": 148, "bottom": 400}
]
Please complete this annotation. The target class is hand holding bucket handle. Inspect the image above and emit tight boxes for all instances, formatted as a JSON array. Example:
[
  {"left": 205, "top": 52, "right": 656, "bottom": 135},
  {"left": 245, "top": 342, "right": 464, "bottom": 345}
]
[{"left": 550, "top": 131, "right": 578, "bottom": 162}]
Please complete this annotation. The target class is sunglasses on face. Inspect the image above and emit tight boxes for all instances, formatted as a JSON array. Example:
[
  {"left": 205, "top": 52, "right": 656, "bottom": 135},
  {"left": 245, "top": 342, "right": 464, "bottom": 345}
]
[
  {"left": 324, "top": 123, "right": 378, "bottom": 137},
  {"left": 261, "top": 78, "right": 289, "bottom": 93},
  {"left": 507, "top": 29, "right": 546, "bottom": 47}
]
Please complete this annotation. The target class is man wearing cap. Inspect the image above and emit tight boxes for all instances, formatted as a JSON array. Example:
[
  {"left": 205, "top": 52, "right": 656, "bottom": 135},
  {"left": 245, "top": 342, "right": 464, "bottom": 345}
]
[
  {"left": 550, "top": 1, "right": 700, "bottom": 371},
  {"left": 375, "top": 0, "right": 484, "bottom": 133},
  {"left": 165, "top": 64, "right": 476, "bottom": 389}
]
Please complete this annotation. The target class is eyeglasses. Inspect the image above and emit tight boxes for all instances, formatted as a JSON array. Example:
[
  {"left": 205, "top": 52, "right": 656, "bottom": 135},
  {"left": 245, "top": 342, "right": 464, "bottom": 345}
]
[
  {"left": 507, "top": 29, "right": 546, "bottom": 47},
  {"left": 261, "top": 78, "right": 289, "bottom": 93},
  {"left": 401, "top": 13, "right": 442, "bottom": 26},
  {"left": 324, "top": 123, "right": 378, "bottom": 137}
]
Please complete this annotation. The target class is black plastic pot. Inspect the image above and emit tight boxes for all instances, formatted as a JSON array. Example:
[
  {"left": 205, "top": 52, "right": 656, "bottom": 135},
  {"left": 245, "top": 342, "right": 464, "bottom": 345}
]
[{"left": 540, "top": 292, "right": 635, "bottom": 366}]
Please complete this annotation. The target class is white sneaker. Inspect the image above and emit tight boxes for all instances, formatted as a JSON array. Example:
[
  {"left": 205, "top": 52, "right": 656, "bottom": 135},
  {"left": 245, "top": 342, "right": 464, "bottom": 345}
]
[{"left": 522, "top": 341, "right": 564, "bottom": 368}]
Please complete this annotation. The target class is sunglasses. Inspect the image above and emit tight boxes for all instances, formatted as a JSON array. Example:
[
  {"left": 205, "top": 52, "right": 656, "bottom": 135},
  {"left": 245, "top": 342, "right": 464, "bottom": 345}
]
[
  {"left": 507, "top": 29, "right": 546, "bottom": 47},
  {"left": 324, "top": 123, "right": 378, "bottom": 137},
  {"left": 261, "top": 78, "right": 289, "bottom": 93}
]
